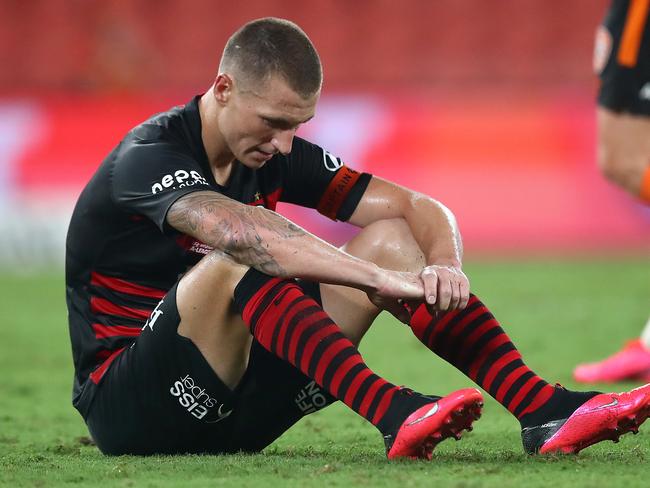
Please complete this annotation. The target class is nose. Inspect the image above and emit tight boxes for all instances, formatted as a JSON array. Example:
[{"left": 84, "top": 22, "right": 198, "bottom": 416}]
[{"left": 270, "top": 129, "right": 295, "bottom": 155}]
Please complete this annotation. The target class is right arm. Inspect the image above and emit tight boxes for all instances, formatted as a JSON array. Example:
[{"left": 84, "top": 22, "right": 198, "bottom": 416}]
[{"left": 167, "top": 191, "right": 423, "bottom": 303}]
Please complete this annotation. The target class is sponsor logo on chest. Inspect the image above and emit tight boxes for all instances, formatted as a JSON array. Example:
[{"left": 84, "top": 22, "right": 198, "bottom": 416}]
[
  {"left": 151, "top": 170, "right": 209, "bottom": 194},
  {"left": 188, "top": 240, "right": 213, "bottom": 255}
]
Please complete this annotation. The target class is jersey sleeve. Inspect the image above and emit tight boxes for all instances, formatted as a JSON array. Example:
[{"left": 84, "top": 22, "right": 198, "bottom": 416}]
[
  {"left": 280, "top": 137, "right": 372, "bottom": 221},
  {"left": 110, "top": 139, "right": 215, "bottom": 232}
]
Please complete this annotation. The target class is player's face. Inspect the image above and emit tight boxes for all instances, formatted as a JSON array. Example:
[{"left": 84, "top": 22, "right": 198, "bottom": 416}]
[{"left": 219, "top": 74, "right": 318, "bottom": 169}]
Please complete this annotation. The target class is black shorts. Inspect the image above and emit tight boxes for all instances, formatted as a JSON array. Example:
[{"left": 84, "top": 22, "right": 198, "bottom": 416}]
[
  {"left": 82, "top": 281, "right": 335, "bottom": 455},
  {"left": 596, "top": 0, "right": 650, "bottom": 115}
]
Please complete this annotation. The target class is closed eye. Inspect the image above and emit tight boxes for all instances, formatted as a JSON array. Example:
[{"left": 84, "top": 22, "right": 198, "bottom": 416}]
[
  {"left": 261, "top": 117, "right": 295, "bottom": 131},
  {"left": 261, "top": 115, "right": 314, "bottom": 131}
]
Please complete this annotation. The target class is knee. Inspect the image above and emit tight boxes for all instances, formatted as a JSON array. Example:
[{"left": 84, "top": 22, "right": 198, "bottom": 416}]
[
  {"left": 596, "top": 143, "right": 644, "bottom": 195},
  {"left": 343, "top": 218, "right": 425, "bottom": 272},
  {"left": 597, "top": 144, "right": 624, "bottom": 184},
  {"left": 180, "top": 251, "right": 249, "bottom": 299},
  {"left": 176, "top": 251, "right": 252, "bottom": 354}
]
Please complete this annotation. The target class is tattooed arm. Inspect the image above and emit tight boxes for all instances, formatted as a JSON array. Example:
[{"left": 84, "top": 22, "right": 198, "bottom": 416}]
[{"left": 167, "top": 191, "right": 422, "bottom": 300}]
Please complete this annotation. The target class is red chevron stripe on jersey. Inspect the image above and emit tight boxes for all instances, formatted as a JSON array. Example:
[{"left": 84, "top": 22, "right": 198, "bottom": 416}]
[
  {"left": 89, "top": 347, "right": 126, "bottom": 385},
  {"left": 91, "top": 272, "right": 166, "bottom": 299},
  {"left": 92, "top": 323, "right": 142, "bottom": 339},
  {"left": 90, "top": 297, "right": 152, "bottom": 321}
]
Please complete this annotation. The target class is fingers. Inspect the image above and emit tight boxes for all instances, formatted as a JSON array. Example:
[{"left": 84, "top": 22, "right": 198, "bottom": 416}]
[
  {"left": 421, "top": 265, "right": 470, "bottom": 312},
  {"left": 420, "top": 268, "right": 438, "bottom": 306},
  {"left": 448, "top": 278, "right": 461, "bottom": 310},
  {"left": 458, "top": 274, "right": 470, "bottom": 309},
  {"left": 374, "top": 266, "right": 469, "bottom": 314},
  {"left": 436, "top": 277, "right": 453, "bottom": 310}
]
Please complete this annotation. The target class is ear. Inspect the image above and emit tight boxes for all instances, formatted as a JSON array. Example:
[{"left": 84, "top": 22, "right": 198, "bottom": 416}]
[{"left": 213, "top": 74, "right": 233, "bottom": 105}]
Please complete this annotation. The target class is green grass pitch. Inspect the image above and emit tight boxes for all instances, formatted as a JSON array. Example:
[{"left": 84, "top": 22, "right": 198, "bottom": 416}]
[{"left": 1, "top": 257, "right": 649, "bottom": 487}]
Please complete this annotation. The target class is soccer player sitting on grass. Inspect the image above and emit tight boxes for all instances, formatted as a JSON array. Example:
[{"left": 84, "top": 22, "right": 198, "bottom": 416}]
[{"left": 65, "top": 17, "right": 650, "bottom": 459}]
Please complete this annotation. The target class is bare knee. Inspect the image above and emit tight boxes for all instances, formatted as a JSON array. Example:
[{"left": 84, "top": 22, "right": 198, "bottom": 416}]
[
  {"left": 597, "top": 108, "right": 650, "bottom": 196},
  {"left": 342, "top": 218, "right": 425, "bottom": 273},
  {"left": 179, "top": 251, "right": 248, "bottom": 300},
  {"left": 596, "top": 142, "right": 617, "bottom": 182},
  {"left": 176, "top": 252, "right": 252, "bottom": 389},
  {"left": 176, "top": 251, "right": 250, "bottom": 333},
  {"left": 597, "top": 142, "right": 646, "bottom": 195}
]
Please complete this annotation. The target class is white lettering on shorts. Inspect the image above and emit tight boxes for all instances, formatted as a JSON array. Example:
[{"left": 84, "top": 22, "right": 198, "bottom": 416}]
[
  {"left": 151, "top": 170, "right": 209, "bottom": 194},
  {"left": 169, "top": 374, "right": 233, "bottom": 423}
]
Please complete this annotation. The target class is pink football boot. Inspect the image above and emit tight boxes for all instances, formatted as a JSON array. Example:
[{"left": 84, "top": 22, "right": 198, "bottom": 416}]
[
  {"left": 522, "top": 383, "right": 650, "bottom": 454},
  {"left": 574, "top": 340, "right": 650, "bottom": 383},
  {"left": 386, "top": 388, "right": 483, "bottom": 460}
]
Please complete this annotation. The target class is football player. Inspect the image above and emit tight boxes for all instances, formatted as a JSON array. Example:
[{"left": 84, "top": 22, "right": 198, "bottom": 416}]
[{"left": 66, "top": 17, "right": 650, "bottom": 459}]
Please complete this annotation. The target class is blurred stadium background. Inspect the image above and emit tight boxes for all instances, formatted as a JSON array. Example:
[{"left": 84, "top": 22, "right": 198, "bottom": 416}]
[{"left": 0, "top": 0, "right": 648, "bottom": 271}]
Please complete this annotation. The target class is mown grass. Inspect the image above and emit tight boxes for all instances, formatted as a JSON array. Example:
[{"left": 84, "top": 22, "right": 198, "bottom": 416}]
[{"left": 1, "top": 256, "right": 648, "bottom": 487}]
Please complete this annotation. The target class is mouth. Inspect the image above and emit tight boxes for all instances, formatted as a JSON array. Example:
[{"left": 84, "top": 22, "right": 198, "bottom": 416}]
[{"left": 253, "top": 148, "right": 276, "bottom": 162}]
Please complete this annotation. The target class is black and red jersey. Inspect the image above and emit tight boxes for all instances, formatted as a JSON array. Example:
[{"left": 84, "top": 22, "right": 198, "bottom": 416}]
[{"left": 65, "top": 96, "right": 371, "bottom": 412}]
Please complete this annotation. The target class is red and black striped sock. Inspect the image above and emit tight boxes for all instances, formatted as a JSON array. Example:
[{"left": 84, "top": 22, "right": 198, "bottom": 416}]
[
  {"left": 234, "top": 269, "right": 429, "bottom": 434},
  {"left": 409, "top": 294, "right": 557, "bottom": 422}
]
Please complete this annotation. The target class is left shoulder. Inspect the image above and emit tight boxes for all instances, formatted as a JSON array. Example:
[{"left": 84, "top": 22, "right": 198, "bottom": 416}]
[{"left": 286, "top": 137, "right": 345, "bottom": 171}]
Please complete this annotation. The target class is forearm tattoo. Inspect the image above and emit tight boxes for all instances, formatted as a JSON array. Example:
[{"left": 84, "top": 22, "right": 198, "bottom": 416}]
[{"left": 167, "top": 192, "right": 306, "bottom": 276}]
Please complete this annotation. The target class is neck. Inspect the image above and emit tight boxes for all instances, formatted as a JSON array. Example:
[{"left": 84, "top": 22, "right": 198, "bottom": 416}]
[{"left": 198, "top": 91, "right": 235, "bottom": 184}]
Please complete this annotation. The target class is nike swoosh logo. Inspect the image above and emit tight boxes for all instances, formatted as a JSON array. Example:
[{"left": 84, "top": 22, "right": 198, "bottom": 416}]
[
  {"left": 204, "top": 405, "right": 234, "bottom": 424},
  {"left": 589, "top": 397, "right": 619, "bottom": 411},
  {"left": 407, "top": 403, "right": 440, "bottom": 426}
]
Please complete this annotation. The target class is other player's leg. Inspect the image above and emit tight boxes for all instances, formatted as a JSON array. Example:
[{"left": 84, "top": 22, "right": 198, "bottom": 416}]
[
  {"left": 574, "top": 317, "right": 650, "bottom": 383},
  {"left": 574, "top": 0, "right": 650, "bottom": 384},
  {"left": 572, "top": 109, "right": 650, "bottom": 383},
  {"left": 596, "top": 107, "right": 650, "bottom": 201}
]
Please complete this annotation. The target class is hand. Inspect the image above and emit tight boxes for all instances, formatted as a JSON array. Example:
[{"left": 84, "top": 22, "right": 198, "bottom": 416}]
[
  {"left": 420, "top": 264, "right": 470, "bottom": 312},
  {"left": 366, "top": 269, "right": 425, "bottom": 324}
]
